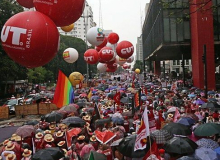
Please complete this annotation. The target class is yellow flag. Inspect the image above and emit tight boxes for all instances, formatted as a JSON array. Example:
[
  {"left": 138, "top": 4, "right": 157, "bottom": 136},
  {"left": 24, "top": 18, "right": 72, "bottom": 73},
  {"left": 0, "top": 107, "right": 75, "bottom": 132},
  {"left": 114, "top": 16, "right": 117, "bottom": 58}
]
[{"left": 87, "top": 90, "right": 92, "bottom": 100}]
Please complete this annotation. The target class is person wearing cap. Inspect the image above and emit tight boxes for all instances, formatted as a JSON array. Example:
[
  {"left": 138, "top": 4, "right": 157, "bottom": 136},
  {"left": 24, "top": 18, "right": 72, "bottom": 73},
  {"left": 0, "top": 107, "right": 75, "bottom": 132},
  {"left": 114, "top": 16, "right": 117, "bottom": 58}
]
[
  {"left": 21, "top": 149, "right": 32, "bottom": 160},
  {"left": 34, "top": 132, "right": 44, "bottom": 151},
  {"left": 158, "top": 149, "right": 170, "bottom": 160}
]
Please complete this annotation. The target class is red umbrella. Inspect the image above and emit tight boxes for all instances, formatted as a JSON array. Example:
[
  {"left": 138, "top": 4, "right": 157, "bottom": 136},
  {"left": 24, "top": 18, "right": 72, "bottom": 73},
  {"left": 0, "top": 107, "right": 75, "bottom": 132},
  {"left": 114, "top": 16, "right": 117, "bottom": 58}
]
[
  {"left": 15, "top": 125, "right": 34, "bottom": 138},
  {"left": 95, "top": 130, "right": 116, "bottom": 144},
  {"left": 79, "top": 93, "right": 87, "bottom": 98}
]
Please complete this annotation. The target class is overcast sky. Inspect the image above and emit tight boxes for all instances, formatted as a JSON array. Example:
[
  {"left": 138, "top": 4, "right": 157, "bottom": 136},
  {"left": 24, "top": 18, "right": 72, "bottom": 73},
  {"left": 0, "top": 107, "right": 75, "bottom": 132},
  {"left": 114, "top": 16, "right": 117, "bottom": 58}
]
[{"left": 87, "top": 0, "right": 150, "bottom": 60}]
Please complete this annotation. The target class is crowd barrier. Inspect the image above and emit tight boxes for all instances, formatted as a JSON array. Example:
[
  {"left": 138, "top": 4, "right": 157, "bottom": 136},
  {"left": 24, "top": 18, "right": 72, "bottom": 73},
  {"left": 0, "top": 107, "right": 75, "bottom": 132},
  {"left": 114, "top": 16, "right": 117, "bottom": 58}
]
[
  {"left": 15, "top": 103, "right": 58, "bottom": 116},
  {"left": 0, "top": 107, "right": 9, "bottom": 119}
]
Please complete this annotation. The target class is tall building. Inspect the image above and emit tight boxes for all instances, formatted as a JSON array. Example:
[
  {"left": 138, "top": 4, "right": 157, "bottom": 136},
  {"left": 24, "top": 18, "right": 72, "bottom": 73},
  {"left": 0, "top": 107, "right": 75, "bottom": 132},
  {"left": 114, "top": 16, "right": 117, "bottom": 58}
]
[
  {"left": 58, "top": 1, "right": 95, "bottom": 44},
  {"left": 136, "top": 35, "right": 143, "bottom": 61}
]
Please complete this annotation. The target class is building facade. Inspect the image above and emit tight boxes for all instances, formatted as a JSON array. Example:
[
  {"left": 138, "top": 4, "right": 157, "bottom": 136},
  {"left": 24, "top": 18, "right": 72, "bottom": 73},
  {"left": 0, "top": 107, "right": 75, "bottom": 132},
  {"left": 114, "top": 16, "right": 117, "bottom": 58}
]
[{"left": 136, "top": 35, "right": 143, "bottom": 62}]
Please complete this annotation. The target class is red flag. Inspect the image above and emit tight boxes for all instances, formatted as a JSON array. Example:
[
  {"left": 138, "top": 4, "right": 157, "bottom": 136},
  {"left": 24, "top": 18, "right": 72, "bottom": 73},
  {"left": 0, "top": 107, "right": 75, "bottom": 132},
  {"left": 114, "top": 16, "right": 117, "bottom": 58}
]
[
  {"left": 145, "top": 87, "right": 148, "bottom": 95},
  {"left": 132, "top": 73, "right": 135, "bottom": 88},
  {"left": 135, "top": 93, "right": 139, "bottom": 107},
  {"left": 143, "top": 142, "right": 159, "bottom": 160},
  {"left": 114, "top": 92, "right": 121, "bottom": 105},
  {"left": 65, "top": 128, "right": 82, "bottom": 149}
]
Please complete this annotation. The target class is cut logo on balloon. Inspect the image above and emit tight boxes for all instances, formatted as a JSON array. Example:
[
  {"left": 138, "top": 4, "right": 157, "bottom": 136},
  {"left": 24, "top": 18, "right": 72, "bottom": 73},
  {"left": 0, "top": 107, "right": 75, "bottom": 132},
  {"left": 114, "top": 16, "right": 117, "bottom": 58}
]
[
  {"left": 84, "top": 56, "right": 94, "bottom": 61},
  {"left": 1, "top": 25, "right": 33, "bottom": 50},
  {"left": 121, "top": 46, "right": 134, "bottom": 54}
]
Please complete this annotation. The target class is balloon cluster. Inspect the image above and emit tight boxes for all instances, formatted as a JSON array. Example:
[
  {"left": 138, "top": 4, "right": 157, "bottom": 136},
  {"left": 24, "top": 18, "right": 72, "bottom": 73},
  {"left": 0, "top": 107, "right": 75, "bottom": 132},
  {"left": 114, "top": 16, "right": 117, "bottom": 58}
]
[
  {"left": 84, "top": 27, "right": 135, "bottom": 73},
  {"left": 1, "top": 0, "right": 85, "bottom": 68}
]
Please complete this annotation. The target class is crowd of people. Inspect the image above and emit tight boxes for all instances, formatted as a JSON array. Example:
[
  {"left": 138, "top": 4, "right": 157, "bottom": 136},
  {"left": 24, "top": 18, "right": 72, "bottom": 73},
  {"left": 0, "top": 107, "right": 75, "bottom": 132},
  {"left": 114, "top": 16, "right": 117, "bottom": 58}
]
[{"left": 0, "top": 73, "right": 220, "bottom": 160}]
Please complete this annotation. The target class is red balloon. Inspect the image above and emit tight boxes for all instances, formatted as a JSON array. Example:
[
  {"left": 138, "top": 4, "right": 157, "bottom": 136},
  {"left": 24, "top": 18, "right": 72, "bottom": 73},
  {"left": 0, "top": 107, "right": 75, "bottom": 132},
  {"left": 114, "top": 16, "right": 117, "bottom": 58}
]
[
  {"left": 123, "top": 64, "right": 129, "bottom": 69},
  {"left": 106, "top": 59, "right": 116, "bottom": 65},
  {"left": 107, "top": 63, "right": 117, "bottom": 69},
  {"left": 33, "top": 0, "right": 85, "bottom": 27},
  {"left": 1, "top": 11, "right": 59, "bottom": 68},
  {"left": 97, "top": 37, "right": 107, "bottom": 48},
  {"left": 106, "top": 66, "right": 117, "bottom": 72},
  {"left": 107, "top": 32, "right": 119, "bottom": 44},
  {"left": 84, "top": 49, "right": 99, "bottom": 64},
  {"left": 116, "top": 41, "right": 134, "bottom": 59},
  {"left": 17, "top": 0, "right": 34, "bottom": 8},
  {"left": 99, "top": 47, "right": 115, "bottom": 62}
]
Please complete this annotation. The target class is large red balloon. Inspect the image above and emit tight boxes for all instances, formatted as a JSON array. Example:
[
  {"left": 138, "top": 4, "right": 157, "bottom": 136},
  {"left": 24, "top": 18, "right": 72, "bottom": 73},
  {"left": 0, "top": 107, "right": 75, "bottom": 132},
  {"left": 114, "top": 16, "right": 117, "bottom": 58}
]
[
  {"left": 106, "top": 66, "right": 117, "bottom": 72},
  {"left": 33, "top": 0, "right": 85, "bottom": 27},
  {"left": 97, "top": 37, "right": 107, "bottom": 48},
  {"left": 116, "top": 41, "right": 134, "bottom": 59},
  {"left": 1, "top": 11, "right": 59, "bottom": 68},
  {"left": 99, "top": 47, "right": 115, "bottom": 62},
  {"left": 17, "top": 0, "right": 34, "bottom": 8},
  {"left": 107, "top": 63, "right": 117, "bottom": 70},
  {"left": 106, "top": 59, "right": 116, "bottom": 65},
  {"left": 84, "top": 49, "right": 99, "bottom": 64},
  {"left": 107, "top": 32, "right": 119, "bottom": 44},
  {"left": 123, "top": 64, "right": 129, "bottom": 69}
]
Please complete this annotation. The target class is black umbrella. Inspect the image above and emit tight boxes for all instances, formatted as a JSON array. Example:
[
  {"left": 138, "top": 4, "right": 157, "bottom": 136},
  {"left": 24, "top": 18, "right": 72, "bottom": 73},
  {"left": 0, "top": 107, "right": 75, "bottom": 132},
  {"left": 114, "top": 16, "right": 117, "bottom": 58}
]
[
  {"left": 208, "top": 98, "right": 218, "bottom": 103},
  {"left": 23, "top": 120, "right": 39, "bottom": 126},
  {"left": 162, "top": 123, "right": 192, "bottom": 136},
  {"left": 201, "top": 102, "right": 220, "bottom": 109},
  {"left": 164, "top": 136, "right": 198, "bottom": 154},
  {"left": 118, "top": 134, "right": 153, "bottom": 158},
  {"left": 62, "top": 116, "right": 86, "bottom": 127},
  {"left": 45, "top": 111, "right": 63, "bottom": 123},
  {"left": 95, "top": 118, "right": 112, "bottom": 127},
  {"left": 108, "top": 93, "right": 114, "bottom": 99},
  {"left": 120, "top": 97, "right": 129, "bottom": 104},
  {"left": 83, "top": 151, "right": 107, "bottom": 160},
  {"left": 32, "top": 147, "right": 64, "bottom": 160}
]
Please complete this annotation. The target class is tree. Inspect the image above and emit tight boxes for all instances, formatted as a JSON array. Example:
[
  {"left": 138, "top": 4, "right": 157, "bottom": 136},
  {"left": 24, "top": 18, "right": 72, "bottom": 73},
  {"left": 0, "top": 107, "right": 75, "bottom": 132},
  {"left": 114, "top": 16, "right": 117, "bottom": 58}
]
[{"left": 132, "top": 60, "right": 143, "bottom": 72}]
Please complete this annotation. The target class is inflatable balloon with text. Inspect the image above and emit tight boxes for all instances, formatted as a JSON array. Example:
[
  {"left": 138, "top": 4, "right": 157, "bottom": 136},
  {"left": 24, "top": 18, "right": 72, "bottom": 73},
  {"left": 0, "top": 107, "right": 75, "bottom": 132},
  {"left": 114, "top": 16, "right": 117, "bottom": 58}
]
[
  {"left": 87, "top": 27, "right": 105, "bottom": 46},
  {"left": 69, "top": 72, "right": 84, "bottom": 87},
  {"left": 1, "top": 11, "right": 60, "bottom": 68},
  {"left": 84, "top": 49, "right": 99, "bottom": 64},
  {"left": 116, "top": 41, "right": 134, "bottom": 59}
]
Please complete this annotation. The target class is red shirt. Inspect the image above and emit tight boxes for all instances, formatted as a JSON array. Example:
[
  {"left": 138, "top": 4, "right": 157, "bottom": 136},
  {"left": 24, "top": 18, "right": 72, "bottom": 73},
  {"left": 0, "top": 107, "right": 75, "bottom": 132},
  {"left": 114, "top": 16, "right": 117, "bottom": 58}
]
[{"left": 213, "top": 113, "right": 219, "bottom": 119}]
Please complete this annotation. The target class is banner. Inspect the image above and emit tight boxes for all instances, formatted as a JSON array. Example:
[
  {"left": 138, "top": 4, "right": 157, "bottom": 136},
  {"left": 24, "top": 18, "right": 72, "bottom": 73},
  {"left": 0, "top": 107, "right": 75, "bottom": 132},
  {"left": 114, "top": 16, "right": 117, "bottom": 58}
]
[{"left": 113, "top": 92, "right": 121, "bottom": 105}]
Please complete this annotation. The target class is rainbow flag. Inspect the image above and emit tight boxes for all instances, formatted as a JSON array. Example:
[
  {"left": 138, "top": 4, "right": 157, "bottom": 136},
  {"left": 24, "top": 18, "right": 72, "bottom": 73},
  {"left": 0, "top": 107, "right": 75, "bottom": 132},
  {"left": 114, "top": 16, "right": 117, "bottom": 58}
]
[{"left": 53, "top": 70, "right": 74, "bottom": 108}]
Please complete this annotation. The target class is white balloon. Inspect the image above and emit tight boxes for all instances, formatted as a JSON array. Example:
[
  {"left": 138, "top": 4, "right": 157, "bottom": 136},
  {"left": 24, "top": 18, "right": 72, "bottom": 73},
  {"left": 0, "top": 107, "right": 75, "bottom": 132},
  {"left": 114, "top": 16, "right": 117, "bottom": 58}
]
[
  {"left": 127, "top": 55, "right": 134, "bottom": 63},
  {"left": 87, "top": 27, "right": 105, "bottom": 46},
  {"left": 116, "top": 55, "right": 127, "bottom": 66},
  {"left": 63, "top": 48, "right": 79, "bottom": 63},
  {"left": 97, "top": 63, "right": 107, "bottom": 72},
  {"left": 106, "top": 42, "right": 117, "bottom": 51}
]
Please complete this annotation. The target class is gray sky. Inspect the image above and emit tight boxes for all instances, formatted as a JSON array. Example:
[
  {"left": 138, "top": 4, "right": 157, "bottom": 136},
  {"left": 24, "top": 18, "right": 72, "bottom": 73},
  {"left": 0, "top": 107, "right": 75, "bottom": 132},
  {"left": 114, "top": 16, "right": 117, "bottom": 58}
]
[{"left": 87, "top": 0, "right": 150, "bottom": 60}]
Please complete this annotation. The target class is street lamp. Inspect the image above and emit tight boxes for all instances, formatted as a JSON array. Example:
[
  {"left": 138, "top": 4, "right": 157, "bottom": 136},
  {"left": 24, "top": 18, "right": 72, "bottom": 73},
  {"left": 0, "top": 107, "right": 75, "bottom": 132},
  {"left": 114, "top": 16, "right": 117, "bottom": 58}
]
[{"left": 81, "top": 14, "right": 93, "bottom": 81}]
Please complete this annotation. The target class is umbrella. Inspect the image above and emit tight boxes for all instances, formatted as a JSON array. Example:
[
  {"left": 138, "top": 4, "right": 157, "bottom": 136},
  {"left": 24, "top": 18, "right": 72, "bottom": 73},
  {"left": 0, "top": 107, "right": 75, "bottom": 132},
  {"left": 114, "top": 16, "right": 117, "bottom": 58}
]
[
  {"left": 118, "top": 134, "right": 153, "bottom": 158},
  {"left": 194, "top": 123, "right": 220, "bottom": 136},
  {"left": 162, "top": 123, "right": 192, "bottom": 136},
  {"left": 95, "top": 118, "right": 112, "bottom": 126},
  {"left": 95, "top": 130, "right": 116, "bottom": 144},
  {"left": 167, "top": 107, "right": 177, "bottom": 113},
  {"left": 150, "top": 130, "right": 173, "bottom": 144},
  {"left": 23, "top": 120, "right": 39, "bottom": 126},
  {"left": 79, "top": 93, "right": 87, "bottom": 98},
  {"left": 111, "top": 138, "right": 123, "bottom": 147},
  {"left": 208, "top": 91, "right": 216, "bottom": 95},
  {"left": 177, "top": 156, "right": 196, "bottom": 160},
  {"left": 32, "top": 147, "right": 64, "bottom": 160},
  {"left": 45, "top": 112, "right": 63, "bottom": 123},
  {"left": 111, "top": 117, "right": 124, "bottom": 125},
  {"left": 196, "top": 138, "right": 219, "bottom": 150},
  {"left": 208, "top": 98, "right": 218, "bottom": 103},
  {"left": 195, "top": 99, "right": 205, "bottom": 105},
  {"left": 60, "top": 104, "right": 78, "bottom": 112},
  {"left": 83, "top": 151, "right": 107, "bottom": 160},
  {"left": 120, "top": 97, "right": 129, "bottom": 104},
  {"left": 122, "top": 110, "right": 133, "bottom": 116},
  {"left": 214, "top": 147, "right": 220, "bottom": 156},
  {"left": 62, "top": 117, "right": 85, "bottom": 127},
  {"left": 91, "top": 95, "right": 100, "bottom": 101},
  {"left": 112, "top": 112, "right": 123, "bottom": 119},
  {"left": 107, "top": 93, "right": 114, "bottom": 99},
  {"left": 188, "top": 94, "right": 196, "bottom": 98},
  {"left": 201, "top": 102, "right": 220, "bottom": 109},
  {"left": 181, "top": 113, "right": 199, "bottom": 122},
  {"left": 15, "top": 125, "right": 34, "bottom": 138},
  {"left": 141, "top": 96, "right": 147, "bottom": 101},
  {"left": 76, "top": 102, "right": 87, "bottom": 107},
  {"left": 163, "top": 136, "right": 198, "bottom": 154},
  {"left": 195, "top": 147, "right": 218, "bottom": 160},
  {"left": 177, "top": 117, "right": 195, "bottom": 126}
]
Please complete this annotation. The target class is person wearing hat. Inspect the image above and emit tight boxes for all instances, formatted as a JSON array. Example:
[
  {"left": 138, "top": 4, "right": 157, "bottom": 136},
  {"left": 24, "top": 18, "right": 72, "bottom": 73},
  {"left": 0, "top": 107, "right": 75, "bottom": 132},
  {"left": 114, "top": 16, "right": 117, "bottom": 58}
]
[
  {"left": 54, "top": 131, "right": 65, "bottom": 145},
  {"left": 5, "top": 153, "right": 16, "bottom": 160},
  {"left": 4, "top": 141, "right": 23, "bottom": 160},
  {"left": 34, "top": 132, "right": 44, "bottom": 151},
  {"left": 89, "top": 135, "right": 99, "bottom": 150},
  {"left": 166, "top": 114, "right": 173, "bottom": 122},
  {"left": 49, "top": 123, "right": 56, "bottom": 134},
  {"left": 57, "top": 141, "right": 66, "bottom": 150},
  {"left": 1, "top": 147, "right": 15, "bottom": 160},
  {"left": 82, "top": 115, "right": 91, "bottom": 123},
  {"left": 21, "top": 149, "right": 32, "bottom": 160},
  {"left": 43, "top": 134, "right": 55, "bottom": 148},
  {"left": 158, "top": 149, "right": 170, "bottom": 160},
  {"left": 75, "top": 135, "right": 85, "bottom": 156},
  {"left": 0, "top": 139, "right": 9, "bottom": 153}
]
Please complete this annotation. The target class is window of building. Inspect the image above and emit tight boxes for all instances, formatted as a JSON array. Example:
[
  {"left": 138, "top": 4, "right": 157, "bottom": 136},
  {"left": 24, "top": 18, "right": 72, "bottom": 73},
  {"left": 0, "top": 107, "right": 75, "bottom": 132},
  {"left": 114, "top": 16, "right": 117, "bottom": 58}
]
[
  {"left": 164, "top": 18, "right": 170, "bottom": 42},
  {"left": 186, "top": 59, "right": 189, "bottom": 65},
  {"left": 173, "top": 60, "right": 176, "bottom": 65}
]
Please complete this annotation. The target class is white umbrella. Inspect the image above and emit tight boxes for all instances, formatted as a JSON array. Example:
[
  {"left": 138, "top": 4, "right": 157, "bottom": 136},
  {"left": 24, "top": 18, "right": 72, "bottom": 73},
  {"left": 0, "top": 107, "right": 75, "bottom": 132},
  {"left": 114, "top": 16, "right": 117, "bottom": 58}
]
[{"left": 167, "top": 107, "right": 177, "bottom": 113}]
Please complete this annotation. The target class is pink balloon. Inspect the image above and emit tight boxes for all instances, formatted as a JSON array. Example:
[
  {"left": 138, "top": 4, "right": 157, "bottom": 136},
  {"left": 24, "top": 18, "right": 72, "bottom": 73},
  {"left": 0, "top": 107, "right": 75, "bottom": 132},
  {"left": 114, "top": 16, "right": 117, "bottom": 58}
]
[
  {"left": 84, "top": 49, "right": 99, "bottom": 64},
  {"left": 107, "top": 32, "right": 119, "bottom": 44},
  {"left": 1, "top": 11, "right": 59, "bottom": 68},
  {"left": 33, "top": 0, "right": 85, "bottom": 27},
  {"left": 17, "top": 0, "right": 34, "bottom": 8},
  {"left": 116, "top": 41, "right": 134, "bottom": 59},
  {"left": 99, "top": 47, "right": 115, "bottom": 63}
]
